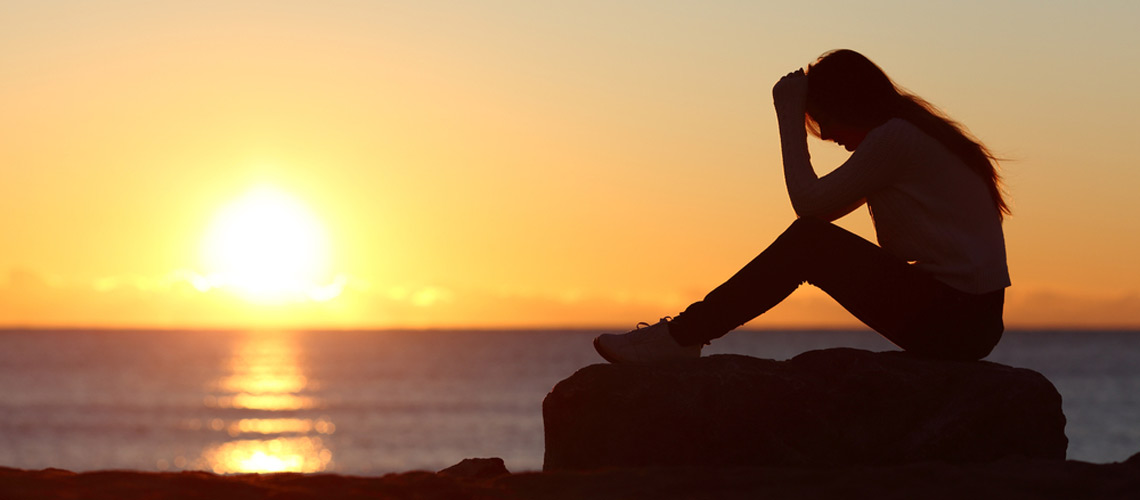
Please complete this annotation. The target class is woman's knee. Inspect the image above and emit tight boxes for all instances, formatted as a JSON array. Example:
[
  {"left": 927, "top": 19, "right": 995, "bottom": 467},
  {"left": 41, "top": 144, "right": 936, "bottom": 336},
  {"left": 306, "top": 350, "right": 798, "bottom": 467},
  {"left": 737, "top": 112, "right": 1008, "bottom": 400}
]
[
  {"left": 784, "top": 216, "right": 861, "bottom": 243},
  {"left": 777, "top": 217, "right": 836, "bottom": 247},
  {"left": 788, "top": 216, "right": 831, "bottom": 233}
]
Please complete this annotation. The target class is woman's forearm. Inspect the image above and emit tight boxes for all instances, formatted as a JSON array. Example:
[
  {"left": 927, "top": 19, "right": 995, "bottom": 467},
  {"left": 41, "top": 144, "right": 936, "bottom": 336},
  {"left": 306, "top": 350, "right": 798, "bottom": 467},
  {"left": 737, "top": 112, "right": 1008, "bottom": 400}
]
[
  {"left": 771, "top": 69, "right": 869, "bottom": 221},
  {"left": 776, "top": 110, "right": 867, "bottom": 221},
  {"left": 776, "top": 107, "right": 817, "bottom": 217}
]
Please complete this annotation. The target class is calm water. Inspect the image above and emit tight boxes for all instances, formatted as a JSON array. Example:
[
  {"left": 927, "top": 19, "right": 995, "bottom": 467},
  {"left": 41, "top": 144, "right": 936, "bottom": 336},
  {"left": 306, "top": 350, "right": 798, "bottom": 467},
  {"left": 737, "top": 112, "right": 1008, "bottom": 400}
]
[{"left": 0, "top": 329, "right": 1137, "bottom": 474}]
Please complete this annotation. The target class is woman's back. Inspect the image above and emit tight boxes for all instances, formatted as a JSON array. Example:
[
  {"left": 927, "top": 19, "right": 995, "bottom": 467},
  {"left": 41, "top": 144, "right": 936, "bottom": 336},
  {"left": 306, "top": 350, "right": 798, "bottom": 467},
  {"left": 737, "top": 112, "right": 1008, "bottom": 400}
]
[{"left": 857, "top": 118, "right": 1011, "bottom": 294}]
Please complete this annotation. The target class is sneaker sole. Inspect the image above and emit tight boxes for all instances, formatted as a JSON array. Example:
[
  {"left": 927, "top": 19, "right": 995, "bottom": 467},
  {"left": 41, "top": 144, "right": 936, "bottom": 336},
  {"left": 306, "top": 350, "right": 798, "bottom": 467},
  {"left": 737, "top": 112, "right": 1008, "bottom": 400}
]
[{"left": 593, "top": 336, "right": 620, "bottom": 364}]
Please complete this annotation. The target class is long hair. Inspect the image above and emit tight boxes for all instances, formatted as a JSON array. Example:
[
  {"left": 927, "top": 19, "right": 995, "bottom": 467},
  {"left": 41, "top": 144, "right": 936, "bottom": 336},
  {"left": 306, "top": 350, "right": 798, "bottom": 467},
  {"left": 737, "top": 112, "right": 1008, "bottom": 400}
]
[{"left": 805, "top": 49, "right": 1010, "bottom": 219}]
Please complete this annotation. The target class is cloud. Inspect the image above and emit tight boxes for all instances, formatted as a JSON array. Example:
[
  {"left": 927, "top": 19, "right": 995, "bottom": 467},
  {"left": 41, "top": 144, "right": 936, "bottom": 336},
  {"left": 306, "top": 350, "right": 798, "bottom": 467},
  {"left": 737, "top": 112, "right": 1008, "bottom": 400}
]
[{"left": 5, "top": 268, "right": 57, "bottom": 291}]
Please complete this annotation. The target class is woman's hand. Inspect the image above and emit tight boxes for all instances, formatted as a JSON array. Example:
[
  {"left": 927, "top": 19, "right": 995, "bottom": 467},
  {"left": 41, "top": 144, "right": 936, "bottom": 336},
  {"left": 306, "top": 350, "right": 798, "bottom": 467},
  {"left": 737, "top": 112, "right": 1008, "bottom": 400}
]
[{"left": 772, "top": 69, "right": 808, "bottom": 116}]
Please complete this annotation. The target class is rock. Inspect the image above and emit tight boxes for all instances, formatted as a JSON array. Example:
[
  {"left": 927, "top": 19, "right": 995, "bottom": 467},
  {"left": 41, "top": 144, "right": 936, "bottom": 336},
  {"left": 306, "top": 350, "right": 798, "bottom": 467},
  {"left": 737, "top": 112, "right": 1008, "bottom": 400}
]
[
  {"left": 438, "top": 457, "right": 510, "bottom": 480},
  {"left": 543, "top": 348, "right": 1067, "bottom": 471}
]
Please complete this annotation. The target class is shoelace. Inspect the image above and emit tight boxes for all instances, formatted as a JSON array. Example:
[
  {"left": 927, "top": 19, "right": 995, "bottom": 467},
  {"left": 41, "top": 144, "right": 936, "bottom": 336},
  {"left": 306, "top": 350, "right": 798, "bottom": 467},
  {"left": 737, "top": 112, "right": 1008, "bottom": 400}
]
[
  {"left": 635, "top": 316, "right": 710, "bottom": 346},
  {"left": 636, "top": 316, "right": 673, "bottom": 329}
]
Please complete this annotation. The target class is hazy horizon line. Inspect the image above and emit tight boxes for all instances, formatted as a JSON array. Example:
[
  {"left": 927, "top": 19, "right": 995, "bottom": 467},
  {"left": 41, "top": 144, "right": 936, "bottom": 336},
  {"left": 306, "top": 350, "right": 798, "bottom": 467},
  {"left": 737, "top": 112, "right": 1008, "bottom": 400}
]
[{"left": 4, "top": 325, "right": 1140, "bottom": 333}]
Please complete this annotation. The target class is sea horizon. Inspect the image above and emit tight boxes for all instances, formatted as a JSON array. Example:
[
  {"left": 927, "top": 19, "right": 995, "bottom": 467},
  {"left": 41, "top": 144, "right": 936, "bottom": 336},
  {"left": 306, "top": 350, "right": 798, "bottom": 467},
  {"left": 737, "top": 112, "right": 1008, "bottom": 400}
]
[{"left": 7, "top": 325, "right": 1140, "bottom": 334}]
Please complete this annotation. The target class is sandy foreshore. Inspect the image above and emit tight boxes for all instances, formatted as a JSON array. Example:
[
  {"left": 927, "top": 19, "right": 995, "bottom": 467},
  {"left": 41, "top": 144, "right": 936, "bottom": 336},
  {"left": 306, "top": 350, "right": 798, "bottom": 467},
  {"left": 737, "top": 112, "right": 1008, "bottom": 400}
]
[{"left": 4, "top": 456, "right": 1140, "bottom": 500}]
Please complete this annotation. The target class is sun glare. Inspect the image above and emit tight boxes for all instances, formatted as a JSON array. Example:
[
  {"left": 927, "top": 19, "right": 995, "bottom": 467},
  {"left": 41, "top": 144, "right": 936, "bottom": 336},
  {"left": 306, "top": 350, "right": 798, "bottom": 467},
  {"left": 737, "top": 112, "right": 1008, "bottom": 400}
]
[{"left": 202, "top": 186, "right": 338, "bottom": 303}]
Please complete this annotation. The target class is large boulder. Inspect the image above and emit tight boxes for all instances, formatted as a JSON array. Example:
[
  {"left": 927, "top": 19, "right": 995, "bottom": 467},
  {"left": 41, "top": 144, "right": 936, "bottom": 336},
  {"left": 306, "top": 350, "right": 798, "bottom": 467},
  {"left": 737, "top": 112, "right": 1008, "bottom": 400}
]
[{"left": 543, "top": 348, "right": 1067, "bottom": 471}]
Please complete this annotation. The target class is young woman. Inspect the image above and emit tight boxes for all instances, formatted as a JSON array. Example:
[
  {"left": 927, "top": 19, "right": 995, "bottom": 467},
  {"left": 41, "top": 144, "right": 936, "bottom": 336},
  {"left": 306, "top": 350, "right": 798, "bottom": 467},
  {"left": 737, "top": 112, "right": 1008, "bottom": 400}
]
[{"left": 595, "top": 49, "right": 1010, "bottom": 363}]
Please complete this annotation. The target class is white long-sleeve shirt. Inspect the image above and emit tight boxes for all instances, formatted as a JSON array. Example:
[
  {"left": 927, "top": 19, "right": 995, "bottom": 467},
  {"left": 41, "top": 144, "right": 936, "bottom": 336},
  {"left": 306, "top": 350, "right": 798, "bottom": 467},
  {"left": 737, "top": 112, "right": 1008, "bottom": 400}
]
[{"left": 783, "top": 117, "right": 1011, "bottom": 294}]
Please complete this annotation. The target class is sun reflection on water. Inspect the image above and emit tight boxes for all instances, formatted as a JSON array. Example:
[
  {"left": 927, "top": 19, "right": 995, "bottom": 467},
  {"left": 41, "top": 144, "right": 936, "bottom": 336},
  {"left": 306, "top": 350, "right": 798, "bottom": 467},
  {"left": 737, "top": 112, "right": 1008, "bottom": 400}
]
[
  {"left": 225, "top": 417, "right": 336, "bottom": 437},
  {"left": 200, "top": 333, "right": 335, "bottom": 473},
  {"left": 205, "top": 393, "right": 318, "bottom": 411},
  {"left": 203, "top": 436, "right": 333, "bottom": 474},
  {"left": 218, "top": 373, "right": 309, "bottom": 394}
]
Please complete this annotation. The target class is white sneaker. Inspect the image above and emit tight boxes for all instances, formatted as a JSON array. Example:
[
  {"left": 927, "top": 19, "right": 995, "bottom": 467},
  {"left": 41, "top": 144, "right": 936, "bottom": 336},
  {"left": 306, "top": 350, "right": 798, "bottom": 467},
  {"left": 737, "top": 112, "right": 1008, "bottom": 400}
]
[{"left": 593, "top": 318, "right": 702, "bottom": 364}]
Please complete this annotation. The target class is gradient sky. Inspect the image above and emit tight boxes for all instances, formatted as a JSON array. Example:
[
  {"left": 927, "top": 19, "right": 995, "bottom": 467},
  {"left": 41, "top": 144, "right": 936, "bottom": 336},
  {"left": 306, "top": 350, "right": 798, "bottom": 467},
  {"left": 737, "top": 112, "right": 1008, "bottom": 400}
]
[{"left": 3, "top": 0, "right": 1139, "bottom": 329}]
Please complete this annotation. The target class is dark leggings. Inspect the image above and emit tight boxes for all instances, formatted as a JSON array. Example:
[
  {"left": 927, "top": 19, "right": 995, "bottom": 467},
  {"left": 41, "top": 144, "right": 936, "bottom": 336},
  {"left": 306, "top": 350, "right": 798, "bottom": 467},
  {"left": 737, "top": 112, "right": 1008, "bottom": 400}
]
[{"left": 668, "top": 217, "right": 1004, "bottom": 361}]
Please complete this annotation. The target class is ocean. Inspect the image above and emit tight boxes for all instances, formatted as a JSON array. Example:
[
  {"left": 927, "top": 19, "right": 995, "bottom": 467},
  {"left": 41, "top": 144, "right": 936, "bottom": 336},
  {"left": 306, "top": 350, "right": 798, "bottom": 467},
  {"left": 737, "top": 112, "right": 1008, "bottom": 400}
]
[{"left": 0, "top": 329, "right": 1137, "bottom": 474}]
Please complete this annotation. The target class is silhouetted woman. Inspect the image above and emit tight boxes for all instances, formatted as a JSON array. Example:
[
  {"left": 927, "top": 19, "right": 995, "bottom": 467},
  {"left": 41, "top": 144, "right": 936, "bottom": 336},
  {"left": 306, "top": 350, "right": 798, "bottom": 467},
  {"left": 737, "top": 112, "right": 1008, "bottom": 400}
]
[{"left": 595, "top": 49, "right": 1010, "bottom": 363}]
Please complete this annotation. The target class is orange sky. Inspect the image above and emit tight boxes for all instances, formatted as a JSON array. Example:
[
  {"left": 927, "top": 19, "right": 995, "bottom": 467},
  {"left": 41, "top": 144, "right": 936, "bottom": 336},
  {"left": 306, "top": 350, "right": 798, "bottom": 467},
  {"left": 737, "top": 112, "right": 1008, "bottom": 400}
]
[{"left": 3, "top": 1, "right": 1139, "bottom": 329}]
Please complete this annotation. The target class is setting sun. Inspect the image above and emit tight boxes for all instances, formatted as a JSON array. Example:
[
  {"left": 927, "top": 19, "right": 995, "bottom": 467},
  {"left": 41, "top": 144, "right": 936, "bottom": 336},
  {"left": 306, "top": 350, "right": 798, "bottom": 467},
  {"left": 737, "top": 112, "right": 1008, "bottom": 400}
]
[{"left": 201, "top": 186, "right": 338, "bottom": 304}]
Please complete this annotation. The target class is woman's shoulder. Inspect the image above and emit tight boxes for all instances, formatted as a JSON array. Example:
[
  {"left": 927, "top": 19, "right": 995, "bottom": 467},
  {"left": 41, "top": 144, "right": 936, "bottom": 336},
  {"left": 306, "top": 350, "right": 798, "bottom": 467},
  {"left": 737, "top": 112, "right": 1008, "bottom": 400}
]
[
  {"left": 862, "top": 118, "right": 940, "bottom": 153},
  {"left": 870, "top": 117, "right": 925, "bottom": 139}
]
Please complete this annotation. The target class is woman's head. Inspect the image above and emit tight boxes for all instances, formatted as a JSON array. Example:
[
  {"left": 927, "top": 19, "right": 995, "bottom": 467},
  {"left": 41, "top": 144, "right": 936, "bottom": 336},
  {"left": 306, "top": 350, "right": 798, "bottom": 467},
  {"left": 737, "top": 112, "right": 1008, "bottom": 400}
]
[
  {"left": 805, "top": 49, "right": 901, "bottom": 146},
  {"left": 804, "top": 49, "right": 1011, "bottom": 219}
]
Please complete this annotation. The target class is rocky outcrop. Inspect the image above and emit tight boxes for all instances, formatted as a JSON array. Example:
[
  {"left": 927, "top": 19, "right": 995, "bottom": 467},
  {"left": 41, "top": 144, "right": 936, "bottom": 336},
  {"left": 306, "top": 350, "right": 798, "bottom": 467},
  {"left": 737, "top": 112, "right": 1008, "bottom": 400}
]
[
  {"left": 437, "top": 457, "right": 510, "bottom": 480},
  {"left": 543, "top": 348, "right": 1067, "bottom": 471}
]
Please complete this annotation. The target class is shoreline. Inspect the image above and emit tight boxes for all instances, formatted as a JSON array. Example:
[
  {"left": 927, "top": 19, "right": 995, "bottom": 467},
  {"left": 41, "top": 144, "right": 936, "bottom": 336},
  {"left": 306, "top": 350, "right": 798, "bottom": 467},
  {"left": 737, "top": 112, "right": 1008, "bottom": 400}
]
[{"left": 5, "top": 456, "right": 1140, "bottom": 500}]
